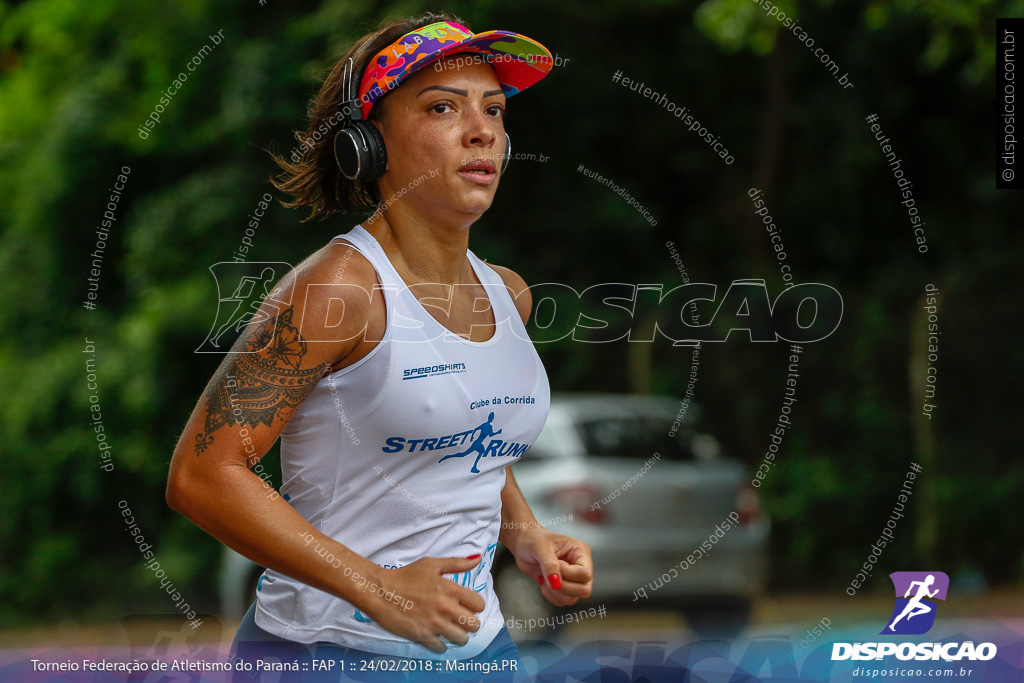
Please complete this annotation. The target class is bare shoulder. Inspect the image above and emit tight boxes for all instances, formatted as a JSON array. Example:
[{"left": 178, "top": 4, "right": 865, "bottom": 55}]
[
  {"left": 278, "top": 237, "right": 380, "bottom": 330},
  {"left": 176, "top": 236, "right": 380, "bottom": 464},
  {"left": 306, "top": 236, "right": 379, "bottom": 289},
  {"left": 486, "top": 263, "right": 532, "bottom": 326}
]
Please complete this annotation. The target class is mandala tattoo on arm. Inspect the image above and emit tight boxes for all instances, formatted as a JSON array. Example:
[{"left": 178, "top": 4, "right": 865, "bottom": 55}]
[{"left": 194, "top": 306, "right": 325, "bottom": 457}]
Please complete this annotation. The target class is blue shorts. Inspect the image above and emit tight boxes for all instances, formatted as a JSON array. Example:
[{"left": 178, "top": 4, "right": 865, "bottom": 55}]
[{"left": 229, "top": 601, "right": 522, "bottom": 683}]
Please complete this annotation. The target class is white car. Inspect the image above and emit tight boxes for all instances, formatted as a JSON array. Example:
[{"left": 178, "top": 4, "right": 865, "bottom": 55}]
[{"left": 220, "top": 393, "right": 769, "bottom": 640}]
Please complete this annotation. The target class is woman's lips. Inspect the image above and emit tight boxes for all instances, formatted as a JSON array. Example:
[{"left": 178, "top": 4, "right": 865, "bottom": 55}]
[
  {"left": 457, "top": 168, "right": 496, "bottom": 185},
  {"left": 458, "top": 158, "right": 498, "bottom": 186}
]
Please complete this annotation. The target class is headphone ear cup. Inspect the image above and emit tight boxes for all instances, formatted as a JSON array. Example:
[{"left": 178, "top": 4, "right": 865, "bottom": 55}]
[
  {"left": 334, "top": 121, "right": 387, "bottom": 181},
  {"left": 334, "top": 127, "right": 365, "bottom": 180},
  {"left": 501, "top": 133, "right": 511, "bottom": 176},
  {"left": 355, "top": 120, "right": 387, "bottom": 181}
]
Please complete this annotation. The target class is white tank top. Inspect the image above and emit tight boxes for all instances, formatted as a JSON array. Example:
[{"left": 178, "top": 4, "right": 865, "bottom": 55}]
[{"left": 254, "top": 225, "right": 551, "bottom": 659}]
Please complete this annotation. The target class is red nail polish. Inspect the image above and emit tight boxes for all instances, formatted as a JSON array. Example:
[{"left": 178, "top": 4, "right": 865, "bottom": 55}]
[
  {"left": 548, "top": 574, "right": 562, "bottom": 590},
  {"left": 466, "top": 554, "right": 481, "bottom": 560},
  {"left": 536, "top": 575, "right": 544, "bottom": 585}
]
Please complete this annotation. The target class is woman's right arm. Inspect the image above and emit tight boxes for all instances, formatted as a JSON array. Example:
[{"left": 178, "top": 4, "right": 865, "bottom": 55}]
[{"left": 166, "top": 243, "right": 483, "bottom": 653}]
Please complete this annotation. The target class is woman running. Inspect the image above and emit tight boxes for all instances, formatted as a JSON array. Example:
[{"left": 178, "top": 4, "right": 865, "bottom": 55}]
[{"left": 166, "top": 11, "right": 593, "bottom": 680}]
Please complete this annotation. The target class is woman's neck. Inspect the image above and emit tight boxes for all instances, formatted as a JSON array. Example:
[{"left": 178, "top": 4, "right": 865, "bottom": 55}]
[{"left": 363, "top": 204, "right": 478, "bottom": 286}]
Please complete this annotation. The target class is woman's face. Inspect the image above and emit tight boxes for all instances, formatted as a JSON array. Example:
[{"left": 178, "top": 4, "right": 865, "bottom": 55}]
[{"left": 374, "top": 53, "right": 507, "bottom": 224}]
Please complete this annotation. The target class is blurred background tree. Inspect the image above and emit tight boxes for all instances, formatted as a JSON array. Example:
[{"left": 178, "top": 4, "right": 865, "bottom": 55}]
[{"left": 0, "top": 0, "right": 1020, "bottom": 626}]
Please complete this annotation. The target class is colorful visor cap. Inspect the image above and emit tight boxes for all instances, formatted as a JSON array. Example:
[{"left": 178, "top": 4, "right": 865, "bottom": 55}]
[{"left": 357, "top": 21, "right": 553, "bottom": 119}]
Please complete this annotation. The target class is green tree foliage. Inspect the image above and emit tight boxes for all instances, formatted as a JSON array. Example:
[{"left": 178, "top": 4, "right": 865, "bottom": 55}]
[{"left": 0, "top": 0, "right": 1019, "bottom": 626}]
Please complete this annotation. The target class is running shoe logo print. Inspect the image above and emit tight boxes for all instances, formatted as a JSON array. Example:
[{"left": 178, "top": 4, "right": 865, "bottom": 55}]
[{"left": 881, "top": 571, "right": 949, "bottom": 635}]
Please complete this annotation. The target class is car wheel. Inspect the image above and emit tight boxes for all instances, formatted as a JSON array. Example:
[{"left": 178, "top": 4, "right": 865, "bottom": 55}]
[
  {"left": 492, "top": 553, "right": 557, "bottom": 642},
  {"left": 685, "top": 598, "right": 752, "bottom": 638}
]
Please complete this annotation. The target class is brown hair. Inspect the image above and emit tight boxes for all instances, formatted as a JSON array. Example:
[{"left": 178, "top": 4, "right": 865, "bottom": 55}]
[{"left": 268, "top": 11, "right": 469, "bottom": 222}]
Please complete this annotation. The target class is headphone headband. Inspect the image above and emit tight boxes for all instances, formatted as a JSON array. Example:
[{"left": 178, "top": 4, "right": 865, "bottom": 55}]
[{"left": 340, "top": 58, "right": 363, "bottom": 123}]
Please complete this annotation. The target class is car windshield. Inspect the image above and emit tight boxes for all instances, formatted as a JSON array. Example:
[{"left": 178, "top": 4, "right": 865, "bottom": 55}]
[{"left": 576, "top": 415, "right": 697, "bottom": 461}]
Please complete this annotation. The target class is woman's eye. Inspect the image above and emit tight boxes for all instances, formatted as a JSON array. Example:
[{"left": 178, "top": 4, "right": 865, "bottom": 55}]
[
  {"left": 487, "top": 105, "right": 506, "bottom": 118},
  {"left": 430, "top": 101, "right": 455, "bottom": 114}
]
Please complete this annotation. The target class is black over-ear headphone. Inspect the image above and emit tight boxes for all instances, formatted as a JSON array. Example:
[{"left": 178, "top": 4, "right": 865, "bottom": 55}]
[{"left": 334, "top": 58, "right": 511, "bottom": 182}]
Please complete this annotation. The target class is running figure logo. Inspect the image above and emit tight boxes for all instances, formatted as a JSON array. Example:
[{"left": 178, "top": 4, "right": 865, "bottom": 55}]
[
  {"left": 438, "top": 412, "right": 503, "bottom": 473},
  {"left": 209, "top": 266, "right": 276, "bottom": 347},
  {"left": 196, "top": 262, "right": 294, "bottom": 353},
  {"left": 881, "top": 571, "right": 949, "bottom": 635}
]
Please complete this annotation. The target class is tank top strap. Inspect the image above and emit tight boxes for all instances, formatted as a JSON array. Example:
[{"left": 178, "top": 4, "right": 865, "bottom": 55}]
[
  {"left": 330, "top": 225, "right": 401, "bottom": 290},
  {"left": 335, "top": 226, "right": 524, "bottom": 333},
  {"left": 466, "top": 249, "right": 525, "bottom": 331}
]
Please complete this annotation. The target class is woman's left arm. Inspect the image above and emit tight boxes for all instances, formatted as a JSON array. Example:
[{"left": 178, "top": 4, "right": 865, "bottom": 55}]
[
  {"left": 490, "top": 263, "right": 594, "bottom": 605},
  {"left": 499, "top": 470, "right": 594, "bottom": 606}
]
